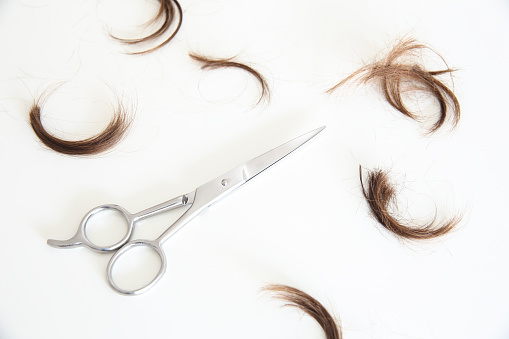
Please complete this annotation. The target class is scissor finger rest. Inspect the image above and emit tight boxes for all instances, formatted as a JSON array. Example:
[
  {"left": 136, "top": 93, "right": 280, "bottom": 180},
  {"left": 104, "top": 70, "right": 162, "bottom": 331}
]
[
  {"left": 107, "top": 240, "right": 167, "bottom": 296},
  {"left": 47, "top": 204, "right": 135, "bottom": 253}
]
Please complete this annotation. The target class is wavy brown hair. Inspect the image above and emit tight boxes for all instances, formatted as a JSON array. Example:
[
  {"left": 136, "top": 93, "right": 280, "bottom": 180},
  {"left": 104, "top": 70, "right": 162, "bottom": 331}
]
[
  {"left": 328, "top": 38, "right": 460, "bottom": 134},
  {"left": 359, "top": 166, "right": 461, "bottom": 240},
  {"left": 29, "top": 95, "right": 133, "bottom": 156},
  {"left": 264, "top": 284, "right": 342, "bottom": 339},
  {"left": 112, "top": 0, "right": 183, "bottom": 55},
  {"left": 189, "top": 52, "right": 270, "bottom": 105}
]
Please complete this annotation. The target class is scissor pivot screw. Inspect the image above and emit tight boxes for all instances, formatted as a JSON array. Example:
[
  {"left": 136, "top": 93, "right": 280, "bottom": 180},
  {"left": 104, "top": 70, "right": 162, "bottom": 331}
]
[{"left": 221, "top": 179, "right": 228, "bottom": 186}]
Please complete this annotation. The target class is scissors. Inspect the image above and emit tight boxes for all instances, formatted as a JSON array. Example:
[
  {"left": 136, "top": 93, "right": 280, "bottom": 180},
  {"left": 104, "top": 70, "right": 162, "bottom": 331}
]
[{"left": 48, "top": 126, "right": 325, "bottom": 295}]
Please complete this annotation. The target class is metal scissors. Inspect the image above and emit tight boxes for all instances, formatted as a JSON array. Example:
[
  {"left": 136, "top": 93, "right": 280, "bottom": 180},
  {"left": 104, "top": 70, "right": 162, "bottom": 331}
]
[{"left": 48, "top": 126, "right": 325, "bottom": 295}]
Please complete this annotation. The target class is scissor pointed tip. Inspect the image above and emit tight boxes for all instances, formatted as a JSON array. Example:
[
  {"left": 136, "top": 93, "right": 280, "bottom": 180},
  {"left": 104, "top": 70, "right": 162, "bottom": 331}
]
[
  {"left": 242, "top": 126, "right": 325, "bottom": 182},
  {"left": 304, "top": 125, "right": 326, "bottom": 138},
  {"left": 311, "top": 125, "right": 326, "bottom": 137}
]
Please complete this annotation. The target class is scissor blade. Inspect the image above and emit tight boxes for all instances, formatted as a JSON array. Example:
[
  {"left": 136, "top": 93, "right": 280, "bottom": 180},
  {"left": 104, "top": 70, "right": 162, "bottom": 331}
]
[
  {"left": 152, "top": 126, "right": 325, "bottom": 246},
  {"left": 242, "top": 126, "right": 325, "bottom": 182},
  {"left": 194, "top": 126, "right": 325, "bottom": 209}
]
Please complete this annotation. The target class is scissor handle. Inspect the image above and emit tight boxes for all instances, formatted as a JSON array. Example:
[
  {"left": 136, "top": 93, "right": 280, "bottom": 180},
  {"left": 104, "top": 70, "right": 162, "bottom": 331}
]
[
  {"left": 48, "top": 194, "right": 193, "bottom": 253},
  {"left": 107, "top": 239, "right": 166, "bottom": 295},
  {"left": 47, "top": 204, "right": 135, "bottom": 252}
]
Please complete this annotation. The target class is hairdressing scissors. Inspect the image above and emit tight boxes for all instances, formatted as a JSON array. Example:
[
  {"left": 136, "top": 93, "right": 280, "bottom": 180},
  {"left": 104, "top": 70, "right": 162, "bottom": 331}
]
[{"left": 48, "top": 126, "right": 324, "bottom": 295}]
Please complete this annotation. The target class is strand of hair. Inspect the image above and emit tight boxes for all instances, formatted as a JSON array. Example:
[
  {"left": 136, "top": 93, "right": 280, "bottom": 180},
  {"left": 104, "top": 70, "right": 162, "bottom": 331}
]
[
  {"left": 111, "top": 0, "right": 183, "bottom": 55},
  {"left": 189, "top": 52, "right": 270, "bottom": 105},
  {"left": 29, "top": 96, "right": 133, "bottom": 156},
  {"left": 263, "top": 284, "right": 342, "bottom": 339},
  {"left": 359, "top": 166, "right": 461, "bottom": 240},
  {"left": 327, "top": 37, "right": 460, "bottom": 134}
]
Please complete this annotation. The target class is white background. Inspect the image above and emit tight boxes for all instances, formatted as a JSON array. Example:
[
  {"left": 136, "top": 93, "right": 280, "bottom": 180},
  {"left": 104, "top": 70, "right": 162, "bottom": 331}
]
[{"left": 1, "top": 0, "right": 509, "bottom": 338}]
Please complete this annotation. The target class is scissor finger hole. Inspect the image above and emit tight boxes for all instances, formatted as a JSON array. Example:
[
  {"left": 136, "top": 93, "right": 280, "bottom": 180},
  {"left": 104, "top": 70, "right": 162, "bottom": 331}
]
[
  {"left": 84, "top": 208, "right": 129, "bottom": 248},
  {"left": 110, "top": 245, "right": 163, "bottom": 292}
]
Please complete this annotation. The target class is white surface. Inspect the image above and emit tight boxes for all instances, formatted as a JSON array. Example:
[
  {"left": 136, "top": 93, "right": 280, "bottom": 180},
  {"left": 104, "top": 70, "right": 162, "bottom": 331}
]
[{"left": 1, "top": 0, "right": 509, "bottom": 338}]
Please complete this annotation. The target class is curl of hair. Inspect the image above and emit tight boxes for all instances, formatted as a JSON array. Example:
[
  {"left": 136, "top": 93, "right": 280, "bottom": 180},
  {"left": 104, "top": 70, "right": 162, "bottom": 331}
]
[
  {"left": 112, "top": 0, "right": 183, "bottom": 55},
  {"left": 189, "top": 52, "right": 270, "bottom": 106},
  {"left": 328, "top": 37, "right": 460, "bottom": 134},
  {"left": 263, "top": 284, "right": 342, "bottom": 339},
  {"left": 29, "top": 96, "right": 133, "bottom": 156},
  {"left": 359, "top": 166, "right": 461, "bottom": 240}
]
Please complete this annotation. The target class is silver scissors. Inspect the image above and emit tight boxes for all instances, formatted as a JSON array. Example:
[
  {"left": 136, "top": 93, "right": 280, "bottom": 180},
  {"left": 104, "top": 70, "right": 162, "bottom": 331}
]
[{"left": 48, "top": 126, "right": 324, "bottom": 295}]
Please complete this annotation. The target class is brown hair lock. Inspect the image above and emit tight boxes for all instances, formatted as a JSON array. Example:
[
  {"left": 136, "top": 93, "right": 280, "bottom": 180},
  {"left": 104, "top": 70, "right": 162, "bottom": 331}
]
[
  {"left": 359, "top": 166, "right": 461, "bottom": 240},
  {"left": 29, "top": 96, "right": 133, "bottom": 156},
  {"left": 189, "top": 52, "right": 270, "bottom": 105},
  {"left": 264, "top": 284, "right": 342, "bottom": 339},
  {"left": 112, "top": 0, "right": 183, "bottom": 55},
  {"left": 328, "top": 37, "right": 460, "bottom": 134}
]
